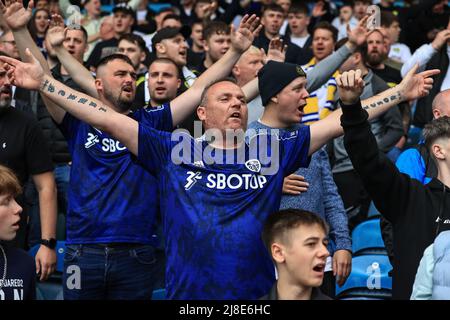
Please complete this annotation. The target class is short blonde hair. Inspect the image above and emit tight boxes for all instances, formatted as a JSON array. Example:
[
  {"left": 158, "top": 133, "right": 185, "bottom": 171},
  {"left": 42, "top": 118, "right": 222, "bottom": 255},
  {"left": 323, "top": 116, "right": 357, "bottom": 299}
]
[{"left": 236, "top": 46, "right": 262, "bottom": 65}]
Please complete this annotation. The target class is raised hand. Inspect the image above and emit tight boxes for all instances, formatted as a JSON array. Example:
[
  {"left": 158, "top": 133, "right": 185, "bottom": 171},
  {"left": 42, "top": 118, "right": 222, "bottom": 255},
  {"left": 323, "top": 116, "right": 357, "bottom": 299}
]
[
  {"left": 336, "top": 69, "right": 365, "bottom": 105},
  {"left": 0, "top": 48, "right": 44, "bottom": 90},
  {"left": 347, "top": 15, "right": 370, "bottom": 48},
  {"left": 47, "top": 14, "right": 66, "bottom": 48},
  {"left": 203, "top": 0, "right": 218, "bottom": 20},
  {"left": 0, "top": 0, "right": 34, "bottom": 31},
  {"left": 230, "top": 14, "right": 262, "bottom": 53},
  {"left": 312, "top": 1, "right": 327, "bottom": 18},
  {"left": 264, "top": 38, "right": 287, "bottom": 63},
  {"left": 399, "top": 64, "right": 440, "bottom": 102},
  {"left": 431, "top": 29, "right": 450, "bottom": 50}
]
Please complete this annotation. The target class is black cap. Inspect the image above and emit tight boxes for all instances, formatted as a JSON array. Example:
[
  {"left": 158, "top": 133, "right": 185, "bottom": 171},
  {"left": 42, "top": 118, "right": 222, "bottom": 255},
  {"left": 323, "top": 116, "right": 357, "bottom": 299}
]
[
  {"left": 151, "top": 26, "right": 192, "bottom": 52},
  {"left": 112, "top": 3, "right": 135, "bottom": 17},
  {"left": 258, "top": 61, "right": 307, "bottom": 106}
]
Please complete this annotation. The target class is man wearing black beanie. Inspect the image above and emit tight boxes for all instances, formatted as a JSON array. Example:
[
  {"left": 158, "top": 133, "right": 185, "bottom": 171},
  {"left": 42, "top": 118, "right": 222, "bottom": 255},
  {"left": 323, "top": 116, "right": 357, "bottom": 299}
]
[{"left": 258, "top": 60, "right": 307, "bottom": 107}]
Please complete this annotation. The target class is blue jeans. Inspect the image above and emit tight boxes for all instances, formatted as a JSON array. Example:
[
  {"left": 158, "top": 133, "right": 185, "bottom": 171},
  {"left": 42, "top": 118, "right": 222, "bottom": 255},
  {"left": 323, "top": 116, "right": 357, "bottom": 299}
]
[{"left": 63, "top": 244, "right": 158, "bottom": 300}]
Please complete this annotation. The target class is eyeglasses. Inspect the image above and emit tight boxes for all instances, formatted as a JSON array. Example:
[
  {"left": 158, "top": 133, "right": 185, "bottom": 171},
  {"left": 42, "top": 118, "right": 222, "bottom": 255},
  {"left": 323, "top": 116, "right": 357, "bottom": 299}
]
[{"left": 0, "top": 40, "right": 16, "bottom": 46}]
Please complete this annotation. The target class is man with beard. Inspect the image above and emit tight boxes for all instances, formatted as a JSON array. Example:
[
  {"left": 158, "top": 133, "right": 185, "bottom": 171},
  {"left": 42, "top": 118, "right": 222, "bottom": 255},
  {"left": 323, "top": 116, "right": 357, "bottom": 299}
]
[
  {"left": 0, "top": 51, "right": 57, "bottom": 282},
  {"left": 366, "top": 29, "right": 403, "bottom": 88},
  {"left": 365, "top": 29, "right": 407, "bottom": 161}
]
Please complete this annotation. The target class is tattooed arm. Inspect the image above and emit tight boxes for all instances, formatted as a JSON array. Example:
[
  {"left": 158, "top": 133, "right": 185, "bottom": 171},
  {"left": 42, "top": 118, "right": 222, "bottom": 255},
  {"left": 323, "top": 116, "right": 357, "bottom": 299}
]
[
  {"left": 0, "top": 50, "right": 139, "bottom": 154},
  {"left": 308, "top": 66, "right": 439, "bottom": 155},
  {"left": 38, "top": 75, "right": 139, "bottom": 154}
]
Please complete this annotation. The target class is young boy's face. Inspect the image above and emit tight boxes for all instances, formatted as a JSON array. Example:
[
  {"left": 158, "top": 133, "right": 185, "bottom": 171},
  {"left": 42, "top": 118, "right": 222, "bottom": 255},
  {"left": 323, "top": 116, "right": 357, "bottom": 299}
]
[
  {"left": 0, "top": 193, "right": 22, "bottom": 241},
  {"left": 281, "top": 224, "right": 329, "bottom": 288}
]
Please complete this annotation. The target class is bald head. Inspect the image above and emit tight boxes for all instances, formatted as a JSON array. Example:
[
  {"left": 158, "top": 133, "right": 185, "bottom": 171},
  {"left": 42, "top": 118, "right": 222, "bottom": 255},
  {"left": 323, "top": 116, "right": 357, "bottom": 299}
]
[{"left": 432, "top": 89, "right": 450, "bottom": 119}]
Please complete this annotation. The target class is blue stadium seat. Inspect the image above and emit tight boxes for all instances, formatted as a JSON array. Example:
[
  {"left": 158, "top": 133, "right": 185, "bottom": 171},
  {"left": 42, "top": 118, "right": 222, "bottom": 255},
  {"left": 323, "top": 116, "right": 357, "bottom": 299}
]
[
  {"left": 336, "top": 255, "right": 392, "bottom": 299},
  {"left": 352, "top": 218, "right": 386, "bottom": 256},
  {"left": 367, "top": 201, "right": 381, "bottom": 218}
]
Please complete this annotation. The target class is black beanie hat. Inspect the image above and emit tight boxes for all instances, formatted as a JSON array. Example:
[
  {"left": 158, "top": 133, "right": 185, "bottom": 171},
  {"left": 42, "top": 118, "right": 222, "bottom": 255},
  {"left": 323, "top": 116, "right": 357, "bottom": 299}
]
[{"left": 258, "top": 61, "right": 307, "bottom": 106}]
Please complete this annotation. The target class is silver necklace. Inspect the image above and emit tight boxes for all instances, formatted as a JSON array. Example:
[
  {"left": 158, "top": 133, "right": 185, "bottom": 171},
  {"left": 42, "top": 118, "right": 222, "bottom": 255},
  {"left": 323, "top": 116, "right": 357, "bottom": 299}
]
[{"left": 0, "top": 244, "right": 6, "bottom": 291}]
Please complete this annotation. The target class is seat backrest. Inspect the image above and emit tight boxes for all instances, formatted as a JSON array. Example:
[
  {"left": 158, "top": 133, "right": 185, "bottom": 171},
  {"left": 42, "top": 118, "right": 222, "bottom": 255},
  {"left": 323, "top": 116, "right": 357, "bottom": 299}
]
[{"left": 352, "top": 218, "right": 386, "bottom": 255}]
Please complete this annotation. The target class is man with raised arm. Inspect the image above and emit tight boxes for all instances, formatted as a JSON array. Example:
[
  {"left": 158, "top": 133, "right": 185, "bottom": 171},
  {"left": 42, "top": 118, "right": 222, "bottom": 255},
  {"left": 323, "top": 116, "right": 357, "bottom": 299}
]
[
  {"left": 337, "top": 66, "right": 450, "bottom": 299},
  {"left": 1, "top": 0, "right": 262, "bottom": 299}
]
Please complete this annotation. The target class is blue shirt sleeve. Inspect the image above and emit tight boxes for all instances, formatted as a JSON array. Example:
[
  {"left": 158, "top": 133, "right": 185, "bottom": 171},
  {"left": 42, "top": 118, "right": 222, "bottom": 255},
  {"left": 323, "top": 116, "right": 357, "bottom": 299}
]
[
  {"left": 280, "top": 125, "right": 311, "bottom": 175},
  {"left": 58, "top": 112, "right": 81, "bottom": 142},
  {"left": 137, "top": 102, "right": 174, "bottom": 131},
  {"left": 396, "top": 148, "right": 427, "bottom": 184}
]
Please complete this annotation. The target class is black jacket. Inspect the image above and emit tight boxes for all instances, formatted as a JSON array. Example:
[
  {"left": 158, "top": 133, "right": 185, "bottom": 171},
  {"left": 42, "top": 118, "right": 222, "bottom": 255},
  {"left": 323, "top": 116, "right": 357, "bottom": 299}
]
[{"left": 341, "top": 101, "right": 450, "bottom": 300}]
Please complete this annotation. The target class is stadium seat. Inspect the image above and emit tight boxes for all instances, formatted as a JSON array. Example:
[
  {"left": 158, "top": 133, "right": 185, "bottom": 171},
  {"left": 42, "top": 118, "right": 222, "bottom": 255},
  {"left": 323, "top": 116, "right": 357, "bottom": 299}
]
[
  {"left": 336, "top": 254, "right": 392, "bottom": 299},
  {"left": 352, "top": 218, "right": 386, "bottom": 256}
]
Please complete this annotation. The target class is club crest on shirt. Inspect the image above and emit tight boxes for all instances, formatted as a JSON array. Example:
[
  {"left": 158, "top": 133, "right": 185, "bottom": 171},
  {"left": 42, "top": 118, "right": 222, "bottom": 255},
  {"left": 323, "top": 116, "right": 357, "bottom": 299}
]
[{"left": 245, "top": 159, "right": 261, "bottom": 173}]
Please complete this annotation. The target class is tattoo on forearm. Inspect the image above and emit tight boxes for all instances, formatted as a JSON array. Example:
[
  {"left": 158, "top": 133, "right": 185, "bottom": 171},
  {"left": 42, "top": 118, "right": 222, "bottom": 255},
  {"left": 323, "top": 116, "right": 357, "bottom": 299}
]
[
  {"left": 43, "top": 80, "right": 109, "bottom": 113},
  {"left": 362, "top": 91, "right": 402, "bottom": 110}
]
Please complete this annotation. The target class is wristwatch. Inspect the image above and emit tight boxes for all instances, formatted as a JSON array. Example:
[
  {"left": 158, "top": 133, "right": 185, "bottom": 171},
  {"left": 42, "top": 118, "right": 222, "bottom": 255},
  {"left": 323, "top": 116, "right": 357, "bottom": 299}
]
[{"left": 40, "top": 238, "right": 57, "bottom": 249}]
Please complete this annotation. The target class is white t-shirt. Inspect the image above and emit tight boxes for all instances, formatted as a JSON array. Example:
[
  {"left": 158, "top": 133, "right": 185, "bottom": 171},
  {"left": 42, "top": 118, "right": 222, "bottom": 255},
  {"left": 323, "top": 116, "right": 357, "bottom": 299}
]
[
  {"left": 290, "top": 34, "right": 310, "bottom": 49},
  {"left": 279, "top": 19, "right": 289, "bottom": 36}
]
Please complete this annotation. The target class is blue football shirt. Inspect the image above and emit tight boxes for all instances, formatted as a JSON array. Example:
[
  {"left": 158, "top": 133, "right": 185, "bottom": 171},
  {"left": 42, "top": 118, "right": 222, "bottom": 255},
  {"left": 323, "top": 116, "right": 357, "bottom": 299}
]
[
  {"left": 136, "top": 124, "right": 311, "bottom": 299},
  {"left": 59, "top": 104, "right": 172, "bottom": 245}
]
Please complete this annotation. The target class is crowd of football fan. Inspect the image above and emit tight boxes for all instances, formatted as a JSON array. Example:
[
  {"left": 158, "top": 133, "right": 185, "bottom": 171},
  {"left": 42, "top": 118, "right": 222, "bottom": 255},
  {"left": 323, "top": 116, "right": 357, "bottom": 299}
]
[{"left": 0, "top": 0, "right": 449, "bottom": 300}]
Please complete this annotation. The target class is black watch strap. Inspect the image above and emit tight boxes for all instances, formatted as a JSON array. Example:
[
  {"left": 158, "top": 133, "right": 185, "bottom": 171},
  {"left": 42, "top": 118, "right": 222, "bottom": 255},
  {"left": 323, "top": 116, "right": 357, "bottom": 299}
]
[{"left": 40, "top": 238, "right": 57, "bottom": 249}]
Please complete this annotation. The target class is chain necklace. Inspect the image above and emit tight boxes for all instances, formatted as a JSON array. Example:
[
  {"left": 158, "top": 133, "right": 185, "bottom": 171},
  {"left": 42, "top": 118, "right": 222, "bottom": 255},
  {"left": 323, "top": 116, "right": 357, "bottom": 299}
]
[{"left": 0, "top": 244, "right": 7, "bottom": 291}]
